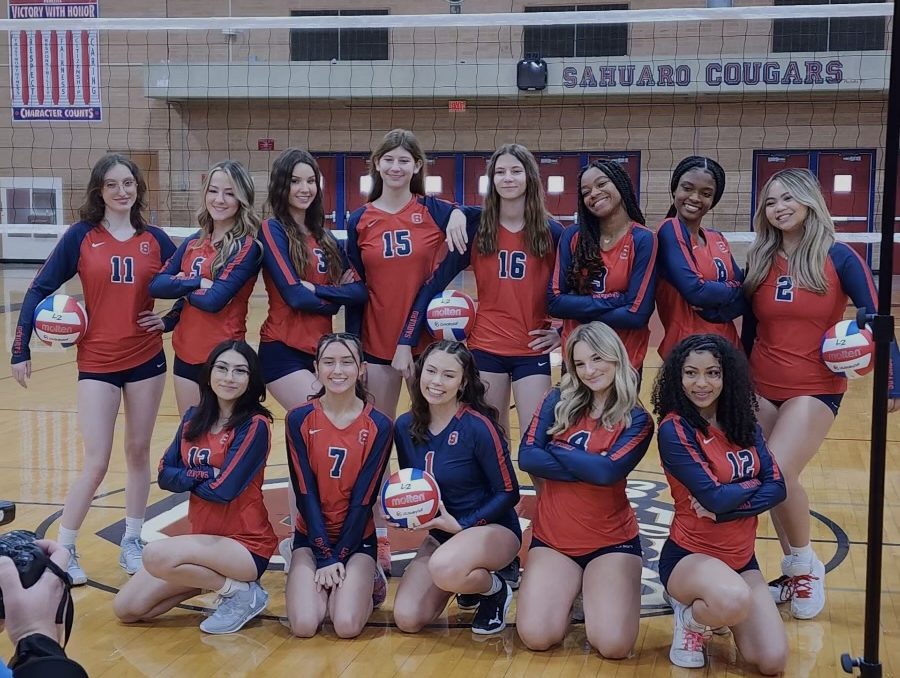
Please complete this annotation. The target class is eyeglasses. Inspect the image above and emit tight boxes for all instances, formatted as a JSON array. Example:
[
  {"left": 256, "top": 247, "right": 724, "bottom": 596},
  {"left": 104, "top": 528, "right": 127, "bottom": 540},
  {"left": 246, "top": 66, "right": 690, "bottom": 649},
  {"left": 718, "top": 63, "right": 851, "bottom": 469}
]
[
  {"left": 212, "top": 363, "right": 250, "bottom": 379},
  {"left": 103, "top": 179, "right": 137, "bottom": 192}
]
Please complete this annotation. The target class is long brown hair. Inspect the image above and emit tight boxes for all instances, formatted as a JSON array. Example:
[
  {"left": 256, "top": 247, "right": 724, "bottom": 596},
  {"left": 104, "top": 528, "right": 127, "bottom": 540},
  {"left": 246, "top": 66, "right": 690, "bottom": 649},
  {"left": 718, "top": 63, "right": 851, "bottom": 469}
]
[
  {"left": 368, "top": 129, "right": 426, "bottom": 201},
  {"left": 266, "top": 148, "right": 343, "bottom": 284},
  {"left": 476, "top": 144, "right": 552, "bottom": 258},
  {"left": 311, "top": 333, "right": 371, "bottom": 402},
  {"left": 79, "top": 153, "right": 148, "bottom": 232}
]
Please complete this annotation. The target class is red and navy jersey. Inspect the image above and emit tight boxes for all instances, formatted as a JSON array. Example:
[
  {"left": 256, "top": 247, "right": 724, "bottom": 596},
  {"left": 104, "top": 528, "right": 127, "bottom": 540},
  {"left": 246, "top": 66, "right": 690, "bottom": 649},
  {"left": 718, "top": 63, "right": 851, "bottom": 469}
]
[
  {"left": 655, "top": 217, "right": 746, "bottom": 359},
  {"left": 519, "top": 388, "right": 653, "bottom": 555},
  {"left": 157, "top": 409, "right": 277, "bottom": 560},
  {"left": 400, "top": 209, "right": 564, "bottom": 357},
  {"left": 345, "top": 196, "right": 455, "bottom": 360},
  {"left": 742, "top": 242, "right": 900, "bottom": 400},
  {"left": 12, "top": 221, "right": 177, "bottom": 372},
  {"left": 394, "top": 405, "right": 520, "bottom": 541},
  {"left": 259, "top": 219, "right": 367, "bottom": 355},
  {"left": 285, "top": 400, "right": 392, "bottom": 567},
  {"left": 657, "top": 414, "right": 785, "bottom": 569},
  {"left": 547, "top": 223, "right": 657, "bottom": 370},
  {"left": 150, "top": 233, "right": 260, "bottom": 365}
]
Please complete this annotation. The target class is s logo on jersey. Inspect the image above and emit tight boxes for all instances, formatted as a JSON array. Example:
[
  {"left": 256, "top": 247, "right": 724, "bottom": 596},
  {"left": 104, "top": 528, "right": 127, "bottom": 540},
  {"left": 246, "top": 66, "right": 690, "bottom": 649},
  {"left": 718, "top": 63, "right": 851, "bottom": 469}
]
[
  {"left": 448, "top": 432, "right": 459, "bottom": 446},
  {"left": 358, "top": 429, "right": 369, "bottom": 445},
  {"left": 139, "top": 241, "right": 150, "bottom": 255},
  {"left": 411, "top": 212, "right": 424, "bottom": 224}
]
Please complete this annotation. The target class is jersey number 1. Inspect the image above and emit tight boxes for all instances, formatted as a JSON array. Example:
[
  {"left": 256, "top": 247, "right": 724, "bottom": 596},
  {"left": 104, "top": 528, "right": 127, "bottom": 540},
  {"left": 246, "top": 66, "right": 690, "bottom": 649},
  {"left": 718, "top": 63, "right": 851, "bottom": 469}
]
[{"left": 110, "top": 256, "right": 135, "bottom": 284}]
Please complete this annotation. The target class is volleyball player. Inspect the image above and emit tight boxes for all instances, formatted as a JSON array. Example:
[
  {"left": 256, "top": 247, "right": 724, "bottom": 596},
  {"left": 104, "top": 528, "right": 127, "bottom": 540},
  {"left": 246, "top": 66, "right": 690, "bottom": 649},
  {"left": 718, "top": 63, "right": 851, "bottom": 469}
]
[
  {"left": 284, "top": 333, "right": 393, "bottom": 638},
  {"left": 391, "top": 341, "right": 521, "bottom": 635},
  {"left": 344, "top": 129, "right": 466, "bottom": 569},
  {"left": 656, "top": 156, "right": 746, "bottom": 359},
  {"left": 743, "top": 168, "right": 900, "bottom": 619},
  {"left": 150, "top": 160, "right": 261, "bottom": 416},
  {"left": 653, "top": 334, "right": 787, "bottom": 673},
  {"left": 113, "top": 340, "right": 275, "bottom": 635},
  {"left": 258, "top": 149, "right": 368, "bottom": 569},
  {"left": 547, "top": 159, "right": 657, "bottom": 372},
  {"left": 517, "top": 322, "right": 652, "bottom": 657},
  {"left": 11, "top": 153, "right": 178, "bottom": 584}
]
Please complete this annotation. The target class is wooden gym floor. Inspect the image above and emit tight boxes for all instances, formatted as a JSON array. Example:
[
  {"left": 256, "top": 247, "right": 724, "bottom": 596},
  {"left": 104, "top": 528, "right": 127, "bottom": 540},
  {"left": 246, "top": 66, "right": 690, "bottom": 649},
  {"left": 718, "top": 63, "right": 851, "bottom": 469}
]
[{"left": 0, "top": 263, "right": 898, "bottom": 677}]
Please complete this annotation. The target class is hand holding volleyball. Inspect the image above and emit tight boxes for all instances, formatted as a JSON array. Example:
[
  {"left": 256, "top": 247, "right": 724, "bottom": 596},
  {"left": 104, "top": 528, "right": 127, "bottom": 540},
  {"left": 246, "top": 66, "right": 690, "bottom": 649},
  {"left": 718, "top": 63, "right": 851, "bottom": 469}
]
[{"left": 380, "top": 468, "right": 441, "bottom": 529}]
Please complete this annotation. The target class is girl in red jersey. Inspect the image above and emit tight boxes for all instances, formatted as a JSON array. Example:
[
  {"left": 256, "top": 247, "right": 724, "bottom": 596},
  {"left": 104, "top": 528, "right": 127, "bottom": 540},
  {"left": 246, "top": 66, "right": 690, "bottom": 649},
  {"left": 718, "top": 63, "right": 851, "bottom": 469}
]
[
  {"left": 257, "top": 149, "right": 368, "bottom": 568},
  {"left": 653, "top": 334, "right": 787, "bottom": 673},
  {"left": 517, "top": 321, "right": 653, "bottom": 657},
  {"left": 11, "top": 154, "right": 178, "bottom": 585},
  {"left": 548, "top": 160, "right": 658, "bottom": 373},
  {"left": 284, "top": 333, "right": 393, "bottom": 638},
  {"left": 345, "top": 129, "right": 465, "bottom": 567},
  {"left": 656, "top": 157, "right": 746, "bottom": 359},
  {"left": 743, "top": 169, "right": 900, "bottom": 620},
  {"left": 113, "top": 340, "right": 276, "bottom": 635},
  {"left": 150, "top": 160, "right": 262, "bottom": 416}
]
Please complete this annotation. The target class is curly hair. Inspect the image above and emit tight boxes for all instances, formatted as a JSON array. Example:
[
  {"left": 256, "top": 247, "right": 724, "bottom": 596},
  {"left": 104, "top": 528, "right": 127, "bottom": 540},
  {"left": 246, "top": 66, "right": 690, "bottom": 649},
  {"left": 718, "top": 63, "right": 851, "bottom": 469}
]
[
  {"left": 665, "top": 156, "right": 726, "bottom": 219},
  {"left": 407, "top": 340, "right": 503, "bottom": 445},
  {"left": 651, "top": 334, "right": 757, "bottom": 448},
  {"left": 567, "top": 159, "right": 645, "bottom": 294}
]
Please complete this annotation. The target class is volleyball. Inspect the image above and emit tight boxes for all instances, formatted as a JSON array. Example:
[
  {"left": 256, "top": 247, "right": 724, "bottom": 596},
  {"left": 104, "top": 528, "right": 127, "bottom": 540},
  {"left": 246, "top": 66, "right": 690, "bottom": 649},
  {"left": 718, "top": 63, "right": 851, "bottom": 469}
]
[
  {"left": 821, "top": 319, "right": 874, "bottom": 379},
  {"left": 426, "top": 290, "right": 476, "bottom": 341},
  {"left": 33, "top": 295, "right": 88, "bottom": 349},
  {"left": 380, "top": 468, "right": 441, "bottom": 529}
]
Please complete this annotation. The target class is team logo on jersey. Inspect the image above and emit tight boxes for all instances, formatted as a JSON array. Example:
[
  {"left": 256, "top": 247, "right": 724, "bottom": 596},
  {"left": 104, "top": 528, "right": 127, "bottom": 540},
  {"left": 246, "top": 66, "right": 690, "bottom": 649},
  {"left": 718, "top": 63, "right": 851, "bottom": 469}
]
[
  {"left": 411, "top": 212, "right": 424, "bottom": 224},
  {"left": 358, "top": 429, "right": 369, "bottom": 445},
  {"left": 716, "top": 239, "right": 729, "bottom": 254},
  {"left": 139, "top": 241, "right": 150, "bottom": 255},
  {"left": 620, "top": 242, "right": 631, "bottom": 260},
  {"left": 448, "top": 431, "right": 459, "bottom": 445}
]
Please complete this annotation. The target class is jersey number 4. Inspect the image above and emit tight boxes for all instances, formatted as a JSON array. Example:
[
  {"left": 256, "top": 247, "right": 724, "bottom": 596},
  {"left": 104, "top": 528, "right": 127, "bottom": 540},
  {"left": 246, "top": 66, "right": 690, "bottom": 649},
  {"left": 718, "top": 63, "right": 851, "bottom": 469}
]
[
  {"left": 498, "top": 250, "right": 527, "bottom": 279},
  {"left": 725, "top": 449, "right": 755, "bottom": 482},
  {"left": 328, "top": 447, "right": 347, "bottom": 478},
  {"left": 382, "top": 230, "right": 412, "bottom": 258},
  {"left": 110, "top": 256, "right": 135, "bottom": 284}
]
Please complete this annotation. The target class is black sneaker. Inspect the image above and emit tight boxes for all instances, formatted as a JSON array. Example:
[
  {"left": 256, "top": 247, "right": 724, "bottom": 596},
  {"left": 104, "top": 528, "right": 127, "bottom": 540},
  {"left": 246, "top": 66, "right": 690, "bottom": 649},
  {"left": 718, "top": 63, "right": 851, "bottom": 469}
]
[
  {"left": 456, "top": 593, "right": 480, "bottom": 610},
  {"left": 497, "top": 556, "right": 521, "bottom": 590},
  {"left": 471, "top": 579, "right": 512, "bottom": 635}
]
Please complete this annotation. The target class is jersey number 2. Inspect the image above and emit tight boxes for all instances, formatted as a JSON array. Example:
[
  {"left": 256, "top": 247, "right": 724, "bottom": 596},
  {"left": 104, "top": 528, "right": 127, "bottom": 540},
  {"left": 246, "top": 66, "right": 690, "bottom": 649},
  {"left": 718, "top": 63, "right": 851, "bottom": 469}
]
[
  {"left": 328, "top": 447, "right": 347, "bottom": 478},
  {"left": 775, "top": 275, "right": 794, "bottom": 302},
  {"left": 383, "top": 230, "right": 412, "bottom": 258},
  {"left": 110, "top": 256, "right": 135, "bottom": 284}
]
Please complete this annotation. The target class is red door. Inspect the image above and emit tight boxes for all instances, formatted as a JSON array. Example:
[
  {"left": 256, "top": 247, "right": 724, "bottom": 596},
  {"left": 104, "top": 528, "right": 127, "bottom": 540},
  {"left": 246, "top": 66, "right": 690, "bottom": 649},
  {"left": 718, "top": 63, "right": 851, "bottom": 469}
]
[
  {"left": 536, "top": 154, "right": 582, "bottom": 224},
  {"left": 316, "top": 155, "right": 338, "bottom": 230},
  {"left": 425, "top": 156, "right": 456, "bottom": 203},
  {"left": 344, "top": 155, "right": 371, "bottom": 222},
  {"left": 588, "top": 152, "right": 642, "bottom": 199},
  {"left": 817, "top": 151, "right": 873, "bottom": 260},
  {"left": 753, "top": 152, "right": 811, "bottom": 221},
  {"left": 463, "top": 155, "right": 490, "bottom": 208}
]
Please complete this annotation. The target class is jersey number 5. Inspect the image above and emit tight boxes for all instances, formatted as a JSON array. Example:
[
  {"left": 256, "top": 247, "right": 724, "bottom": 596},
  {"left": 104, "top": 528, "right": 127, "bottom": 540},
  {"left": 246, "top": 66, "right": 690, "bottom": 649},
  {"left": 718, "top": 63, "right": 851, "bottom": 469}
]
[
  {"left": 328, "top": 447, "right": 347, "bottom": 478},
  {"left": 383, "top": 230, "right": 412, "bottom": 258},
  {"left": 775, "top": 275, "right": 794, "bottom": 302},
  {"left": 110, "top": 256, "right": 135, "bottom": 284}
]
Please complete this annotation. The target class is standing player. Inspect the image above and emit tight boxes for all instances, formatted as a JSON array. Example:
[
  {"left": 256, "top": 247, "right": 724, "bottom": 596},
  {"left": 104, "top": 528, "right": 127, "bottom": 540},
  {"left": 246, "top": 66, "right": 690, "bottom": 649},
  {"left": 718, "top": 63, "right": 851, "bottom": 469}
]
[
  {"left": 11, "top": 154, "right": 178, "bottom": 584},
  {"left": 283, "top": 333, "right": 393, "bottom": 638},
  {"left": 150, "top": 160, "right": 262, "bottom": 416},
  {"left": 344, "top": 129, "right": 465, "bottom": 568},
  {"left": 258, "top": 149, "right": 368, "bottom": 568},
  {"left": 743, "top": 168, "right": 900, "bottom": 619},
  {"left": 652, "top": 334, "right": 787, "bottom": 673},
  {"left": 656, "top": 157, "right": 746, "bottom": 359},
  {"left": 113, "top": 340, "right": 276, "bottom": 635},
  {"left": 517, "top": 322, "right": 652, "bottom": 657},
  {"left": 547, "top": 160, "right": 657, "bottom": 373},
  {"left": 391, "top": 341, "right": 521, "bottom": 635}
]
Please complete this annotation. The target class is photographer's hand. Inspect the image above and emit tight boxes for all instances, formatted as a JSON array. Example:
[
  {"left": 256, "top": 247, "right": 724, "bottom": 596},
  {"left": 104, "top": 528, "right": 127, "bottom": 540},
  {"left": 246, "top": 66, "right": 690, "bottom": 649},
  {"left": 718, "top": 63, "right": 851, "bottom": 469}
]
[{"left": 0, "top": 539, "right": 69, "bottom": 645}]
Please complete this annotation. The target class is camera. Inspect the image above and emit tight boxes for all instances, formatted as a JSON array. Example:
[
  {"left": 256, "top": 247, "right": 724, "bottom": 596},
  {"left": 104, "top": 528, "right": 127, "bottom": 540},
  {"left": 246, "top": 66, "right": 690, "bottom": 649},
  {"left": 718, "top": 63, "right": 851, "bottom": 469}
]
[{"left": 0, "top": 502, "right": 52, "bottom": 616}]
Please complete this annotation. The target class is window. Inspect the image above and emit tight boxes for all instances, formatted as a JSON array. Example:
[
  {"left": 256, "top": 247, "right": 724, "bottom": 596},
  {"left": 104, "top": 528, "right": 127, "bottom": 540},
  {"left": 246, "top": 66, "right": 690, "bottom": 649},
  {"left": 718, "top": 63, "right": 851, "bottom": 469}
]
[
  {"left": 773, "top": 0, "right": 885, "bottom": 52},
  {"left": 290, "top": 9, "right": 389, "bottom": 61},
  {"left": 0, "top": 177, "right": 62, "bottom": 225},
  {"left": 524, "top": 5, "right": 628, "bottom": 58}
]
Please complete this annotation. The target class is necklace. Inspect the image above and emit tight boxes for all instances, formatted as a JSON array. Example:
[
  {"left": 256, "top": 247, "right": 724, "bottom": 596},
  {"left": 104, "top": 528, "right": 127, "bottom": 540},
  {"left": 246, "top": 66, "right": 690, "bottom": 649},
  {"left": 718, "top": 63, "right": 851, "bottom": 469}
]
[{"left": 600, "top": 225, "right": 629, "bottom": 247}]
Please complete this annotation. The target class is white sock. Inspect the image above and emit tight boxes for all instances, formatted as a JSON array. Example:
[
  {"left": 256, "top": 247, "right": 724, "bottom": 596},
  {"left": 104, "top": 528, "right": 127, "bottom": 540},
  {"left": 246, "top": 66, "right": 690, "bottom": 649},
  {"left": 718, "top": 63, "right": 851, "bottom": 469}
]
[
  {"left": 780, "top": 554, "right": 794, "bottom": 576},
  {"left": 483, "top": 573, "right": 502, "bottom": 596},
  {"left": 681, "top": 604, "right": 706, "bottom": 634},
  {"left": 790, "top": 544, "right": 814, "bottom": 564},
  {"left": 123, "top": 516, "right": 143, "bottom": 541},
  {"left": 216, "top": 578, "right": 250, "bottom": 597},
  {"left": 57, "top": 526, "right": 78, "bottom": 548},
  {"left": 376, "top": 527, "right": 388, "bottom": 539}
]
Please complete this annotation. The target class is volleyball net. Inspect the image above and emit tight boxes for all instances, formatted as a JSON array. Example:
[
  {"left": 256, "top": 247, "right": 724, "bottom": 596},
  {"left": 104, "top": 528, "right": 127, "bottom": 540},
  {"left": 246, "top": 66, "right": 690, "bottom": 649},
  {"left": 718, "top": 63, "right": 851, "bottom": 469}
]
[{"left": 0, "top": 3, "right": 895, "bottom": 266}]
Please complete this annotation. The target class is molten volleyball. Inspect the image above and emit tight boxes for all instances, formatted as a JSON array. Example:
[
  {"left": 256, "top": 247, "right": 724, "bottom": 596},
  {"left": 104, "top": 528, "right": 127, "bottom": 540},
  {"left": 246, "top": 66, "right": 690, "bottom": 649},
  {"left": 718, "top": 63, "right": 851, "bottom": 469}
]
[
  {"left": 33, "top": 294, "right": 88, "bottom": 349},
  {"left": 381, "top": 468, "right": 441, "bottom": 529},
  {"left": 821, "top": 319, "right": 874, "bottom": 379},
  {"left": 426, "top": 289, "right": 476, "bottom": 341}
]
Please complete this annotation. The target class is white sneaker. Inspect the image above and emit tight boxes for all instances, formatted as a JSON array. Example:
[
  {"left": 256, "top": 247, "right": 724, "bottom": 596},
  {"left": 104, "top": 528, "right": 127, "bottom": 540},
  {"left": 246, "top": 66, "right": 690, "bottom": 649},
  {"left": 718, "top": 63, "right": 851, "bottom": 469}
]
[
  {"left": 669, "top": 600, "right": 710, "bottom": 669},
  {"left": 278, "top": 537, "right": 293, "bottom": 573},
  {"left": 789, "top": 557, "right": 826, "bottom": 619},
  {"left": 119, "top": 536, "right": 146, "bottom": 575},
  {"left": 63, "top": 544, "right": 87, "bottom": 586}
]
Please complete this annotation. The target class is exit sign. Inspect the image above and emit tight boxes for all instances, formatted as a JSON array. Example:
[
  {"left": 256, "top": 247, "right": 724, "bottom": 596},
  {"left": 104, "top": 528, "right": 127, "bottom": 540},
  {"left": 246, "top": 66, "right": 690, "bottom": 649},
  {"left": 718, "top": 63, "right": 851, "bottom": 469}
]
[
  {"left": 258, "top": 138, "right": 275, "bottom": 151},
  {"left": 448, "top": 100, "right": 467, "bottom": 112}
]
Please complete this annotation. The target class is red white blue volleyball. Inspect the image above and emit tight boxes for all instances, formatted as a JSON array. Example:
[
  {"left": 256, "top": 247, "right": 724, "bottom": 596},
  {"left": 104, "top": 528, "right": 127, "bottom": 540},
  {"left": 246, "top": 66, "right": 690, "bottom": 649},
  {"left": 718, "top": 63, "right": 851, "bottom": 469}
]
[
  {"left": 381, "top": 468, "right": 441, "bottom": 528},
  {"left": 33, "top": 294, "right": 88, "bottom": 348},
  {"left": 426, "top": 290, "right": 476, "bottom": 341},
  {"left": 821, "top": 319, "right": 874, "bottom": 379}
]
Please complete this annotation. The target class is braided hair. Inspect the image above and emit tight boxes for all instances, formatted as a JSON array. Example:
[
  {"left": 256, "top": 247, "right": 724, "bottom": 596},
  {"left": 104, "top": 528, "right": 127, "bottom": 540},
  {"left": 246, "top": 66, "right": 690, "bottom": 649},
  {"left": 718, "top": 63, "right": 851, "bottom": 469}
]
[
  {"left": 665, "top": 156, "right": 726, "bottom": 219},
  {"left": 567, "top": 160, "right": 644, "bottom": 294}
]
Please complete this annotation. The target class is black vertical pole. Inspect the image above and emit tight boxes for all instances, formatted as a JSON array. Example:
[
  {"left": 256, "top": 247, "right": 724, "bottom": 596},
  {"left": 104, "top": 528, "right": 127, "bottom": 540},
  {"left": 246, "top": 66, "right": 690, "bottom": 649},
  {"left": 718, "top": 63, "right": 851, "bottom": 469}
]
[{"left": 841, "top": 1, "right": 898, "bottom": 676}]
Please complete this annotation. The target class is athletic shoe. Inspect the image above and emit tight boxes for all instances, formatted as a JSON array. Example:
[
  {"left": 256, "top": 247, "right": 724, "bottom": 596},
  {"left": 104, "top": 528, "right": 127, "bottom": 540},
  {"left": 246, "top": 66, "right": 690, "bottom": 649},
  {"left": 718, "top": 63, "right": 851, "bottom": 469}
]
[
  {"left": 471, "top": 579, "right": 512, "bottom": 635},
  {"left": 373, "top": 564, "right": 388, "bottom": 609},
  {"left": 278, "top": 537, "right": 293, "bottom": 573},
  {"left": 789, "top": 557, "right": 826, "bottom": 620},
  {"left": 377, "top": 535, "right": 392, "bottom": 576},
  {"left": 119, "top": 536, "right": 146, "bottom": 575},
  {"left": 570, "top": 592, "right": 585, "bottom": 622},
  {"left": 200, "top": 582, "right": 269, "bottom": 635},
  {"left": 456, "top": 593, "right": 480, "bottom": 610},
  {"left": 497, "top": 556, "right": 521, "bottom": 590},
  {"left": 63, "top": 544, "right": 87, "bottom": 586},
  {"left": 768, "top": 574, "right": 794, "bottom": 605},
  {"left": 669, "top": 600, "right": 710, "bottom": 669}
]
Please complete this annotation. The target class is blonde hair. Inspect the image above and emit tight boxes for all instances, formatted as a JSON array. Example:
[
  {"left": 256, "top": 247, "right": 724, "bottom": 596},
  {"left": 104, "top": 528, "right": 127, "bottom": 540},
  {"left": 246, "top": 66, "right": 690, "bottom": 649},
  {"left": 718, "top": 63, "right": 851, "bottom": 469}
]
[
  {"left": 744, "top": 168, "right": 835, "bottom": 295},
  {"left": 196, "top": 160, "right": 261, "bottom": 277},
  {"left": 548, "top": 322, "right": 639, "bottom": 435}
]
